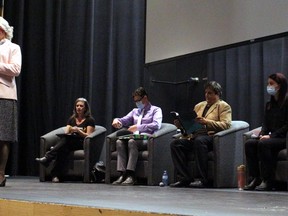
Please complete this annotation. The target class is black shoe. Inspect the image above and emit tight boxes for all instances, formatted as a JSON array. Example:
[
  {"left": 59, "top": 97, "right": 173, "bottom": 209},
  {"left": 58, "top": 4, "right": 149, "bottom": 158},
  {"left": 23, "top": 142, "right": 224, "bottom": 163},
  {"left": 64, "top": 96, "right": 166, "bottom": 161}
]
[
  {"left": 170, "top": 180, "right": 190, "bottom": 188},
  {"left": 243, "top": 178, "right": 261, "bottom": 191},
  {"left": 255, "top": 180, "right": 273, "bottom": 191},
  {"left": 35, "top": 157, "right": 50, "bottom": 167},
  {"left": 121, "top": 176, "right": 136, "bottom": 186},
  {"left": 112, "top": 175, "right": 126, "bottom": 185},
  {"left": 189, "top": 180, "right": 206, "bottom": 188},
  {"left": 0, "top": 178, "right": 6, "bottom": 187}
]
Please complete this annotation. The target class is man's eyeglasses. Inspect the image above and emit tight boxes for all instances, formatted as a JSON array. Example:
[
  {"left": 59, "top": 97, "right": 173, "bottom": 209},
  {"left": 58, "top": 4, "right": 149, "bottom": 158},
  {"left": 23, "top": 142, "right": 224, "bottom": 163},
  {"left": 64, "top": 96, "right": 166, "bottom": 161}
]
[{"left": 133, "top": 96, "right": 144, "bottom": 103}]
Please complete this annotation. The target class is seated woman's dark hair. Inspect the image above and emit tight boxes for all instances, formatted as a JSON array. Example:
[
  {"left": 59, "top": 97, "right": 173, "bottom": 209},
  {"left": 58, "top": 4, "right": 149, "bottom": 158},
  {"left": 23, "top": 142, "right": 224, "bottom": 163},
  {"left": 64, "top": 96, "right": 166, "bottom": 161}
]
[{"left": 204, "top": 81, "right": 222, "bottom": 97}]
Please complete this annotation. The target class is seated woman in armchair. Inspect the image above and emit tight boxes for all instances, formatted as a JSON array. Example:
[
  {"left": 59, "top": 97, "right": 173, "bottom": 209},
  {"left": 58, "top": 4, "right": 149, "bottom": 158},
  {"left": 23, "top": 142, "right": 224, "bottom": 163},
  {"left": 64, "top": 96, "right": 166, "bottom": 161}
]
[
  {"left": 36, "top": 98, "right": 95, "bottom": 183},
  {"left": 244, "top": 73, "right": 288, "bottom": 191}
]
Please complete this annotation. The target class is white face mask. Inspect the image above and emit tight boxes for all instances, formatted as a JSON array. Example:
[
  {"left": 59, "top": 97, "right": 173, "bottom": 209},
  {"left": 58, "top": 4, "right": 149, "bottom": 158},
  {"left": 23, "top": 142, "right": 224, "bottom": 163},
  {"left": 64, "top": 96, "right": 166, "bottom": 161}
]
[{"left": 267, "top": 85, "right": 278, "bottom": 96}]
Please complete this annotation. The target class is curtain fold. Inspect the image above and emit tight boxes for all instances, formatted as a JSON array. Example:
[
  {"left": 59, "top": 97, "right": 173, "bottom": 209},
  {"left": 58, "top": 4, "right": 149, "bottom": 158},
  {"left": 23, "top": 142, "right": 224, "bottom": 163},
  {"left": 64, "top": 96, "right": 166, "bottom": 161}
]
[{"left": 4, "top": 0, "right": 145, "bottom": 176}]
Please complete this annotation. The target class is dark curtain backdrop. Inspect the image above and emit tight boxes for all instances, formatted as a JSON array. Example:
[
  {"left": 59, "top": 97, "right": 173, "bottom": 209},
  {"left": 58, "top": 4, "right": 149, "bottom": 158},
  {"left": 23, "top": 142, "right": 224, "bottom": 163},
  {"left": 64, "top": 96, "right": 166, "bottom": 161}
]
[
  {"left": 144, "top": 34, "right": 288, "bottom": 144},
  {"left": 207, "top": 36, "right": 288, "bottom": 129},
  {"left": 4, "top": 0, "right": 145, "bottom": 176}
]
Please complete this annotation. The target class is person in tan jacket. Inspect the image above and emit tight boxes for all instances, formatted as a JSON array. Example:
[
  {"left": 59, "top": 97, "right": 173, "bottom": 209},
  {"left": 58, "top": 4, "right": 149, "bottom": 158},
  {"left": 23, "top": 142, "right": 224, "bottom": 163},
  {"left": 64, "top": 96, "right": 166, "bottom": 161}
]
[{"left": 170, "top": 81, "right": 231, "bottom": 188}]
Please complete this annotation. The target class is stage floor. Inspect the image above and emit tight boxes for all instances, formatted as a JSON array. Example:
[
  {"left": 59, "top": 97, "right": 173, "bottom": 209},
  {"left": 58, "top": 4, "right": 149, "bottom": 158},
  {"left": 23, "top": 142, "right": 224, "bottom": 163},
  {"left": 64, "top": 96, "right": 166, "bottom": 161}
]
[{"left": 0, "top": 176, "right": 287, "bottom": 216}]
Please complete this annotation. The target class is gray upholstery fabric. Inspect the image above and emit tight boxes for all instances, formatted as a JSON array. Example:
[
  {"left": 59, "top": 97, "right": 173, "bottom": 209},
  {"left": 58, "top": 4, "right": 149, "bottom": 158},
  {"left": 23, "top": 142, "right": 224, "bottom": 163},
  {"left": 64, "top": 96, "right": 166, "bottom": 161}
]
[
  {"left": 212, "top": 121, "right": 249, "bottom": 187},
  {"left": 105, "top": 123, "right": 177, "bottom": 186},
  {"left": 39, "top": 125, "right": 106, "bottom": 183},
  {"left": 243, "top": 127, "right": 288, "bottom": 188},
  {"left": 174, "top": 120, "right": 249, "bottom": 188}
]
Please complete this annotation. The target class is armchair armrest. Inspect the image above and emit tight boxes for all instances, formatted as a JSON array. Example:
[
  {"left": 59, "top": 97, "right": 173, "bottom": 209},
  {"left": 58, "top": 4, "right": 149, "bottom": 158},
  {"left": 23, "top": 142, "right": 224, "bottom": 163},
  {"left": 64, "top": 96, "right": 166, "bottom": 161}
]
[
  {"left": 40, "top": 127, "right": 66, "bottom": 156},
  {"left": 83, "top": 125, "right": 107, "bottom": 182},
  {"left": 106, "top": 128, "right": 127, "bottom": 139},
  {"left": 147, "top": 123, "right": 177, "bottom": 185},
  {"left": 84, "top": 125, "right": 107, "bottom": 154},
  {"left": 84, "top": 125, "right": 107, "bottom": 146},
  {"left": 215, "top": 121, "right": 250, "bottom": 137},
  {"left": 212, "top": 120, "right": 249, "bottom": 187},
  {"left": 150, "top": 123, "right": 177, "bottom": 138},
  {"left": 105, "top": 128, "right": 129, "bottom": 183},
  {"left": 106, "top": 128, "right": 128, "bottom": 153},
  {"left": 172, "top": 133, "right": 182, "bottom": 139},
  {"left": 39, "top": 126, "right": 65, "bottom": 182},
  {"left": 286, "top": 132, "right": 288, "bottom": 160}
]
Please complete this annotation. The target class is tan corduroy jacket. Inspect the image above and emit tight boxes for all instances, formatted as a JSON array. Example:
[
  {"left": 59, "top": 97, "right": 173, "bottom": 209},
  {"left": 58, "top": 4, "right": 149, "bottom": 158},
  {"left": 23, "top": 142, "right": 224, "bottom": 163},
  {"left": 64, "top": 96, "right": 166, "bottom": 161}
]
[{"left": 194, "top": 100, "right": 232, "bottom": 134}]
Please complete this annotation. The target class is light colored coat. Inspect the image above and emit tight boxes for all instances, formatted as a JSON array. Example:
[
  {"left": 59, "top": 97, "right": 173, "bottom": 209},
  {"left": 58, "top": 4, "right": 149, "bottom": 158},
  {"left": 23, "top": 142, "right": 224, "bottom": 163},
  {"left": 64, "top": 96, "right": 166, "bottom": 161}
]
[
  {"left": 194, "top": 99, "right": 232, "bottom": 134},
  {"left": 0, "top": 39, "right": 22, "bottom": 100}
]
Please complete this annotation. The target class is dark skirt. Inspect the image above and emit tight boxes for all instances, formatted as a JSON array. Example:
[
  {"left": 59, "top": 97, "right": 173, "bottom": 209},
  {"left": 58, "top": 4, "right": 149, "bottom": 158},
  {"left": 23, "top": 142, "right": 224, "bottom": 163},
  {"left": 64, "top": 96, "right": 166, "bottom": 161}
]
[{"left": 0, "top": 99, "right": 18, "bottom": 142}]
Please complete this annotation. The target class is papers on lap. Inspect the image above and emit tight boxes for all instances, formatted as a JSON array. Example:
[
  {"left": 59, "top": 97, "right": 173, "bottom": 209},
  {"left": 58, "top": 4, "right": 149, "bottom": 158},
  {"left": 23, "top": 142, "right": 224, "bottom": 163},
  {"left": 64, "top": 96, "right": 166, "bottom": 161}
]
[
  {"left": 116, "top": 129, "right": 149, "bottom": 140},
  {"left": 117, "top": 134, "right": 149, "bottom": 140},
  {"left": 56, "top": 133, "right": 81, "bottom": 139},
  {"left": 170, "top": 111, "right": 205, "bottom": 136}
]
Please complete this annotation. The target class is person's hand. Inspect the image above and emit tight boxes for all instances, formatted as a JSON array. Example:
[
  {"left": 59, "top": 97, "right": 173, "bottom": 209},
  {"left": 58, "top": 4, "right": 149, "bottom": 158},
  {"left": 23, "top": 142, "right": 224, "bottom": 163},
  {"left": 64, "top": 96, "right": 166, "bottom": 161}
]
[
  {"left": 128, "top": 125, "right": 138, "bottom": 133},
  {"left": 112, "top": 119, "right": 122, "bottom": 129},
  {"left": 71, "top": 126, "right": 81, "bottom": 133},
  {"left": 173, "top": 119, "right": 181, "bottom": 128},
  {"left": 195, "top": 117, "right": 207, "bottom": 125},
  {"left": 259, "top": 135, "right": 270, "bottom": 140}
]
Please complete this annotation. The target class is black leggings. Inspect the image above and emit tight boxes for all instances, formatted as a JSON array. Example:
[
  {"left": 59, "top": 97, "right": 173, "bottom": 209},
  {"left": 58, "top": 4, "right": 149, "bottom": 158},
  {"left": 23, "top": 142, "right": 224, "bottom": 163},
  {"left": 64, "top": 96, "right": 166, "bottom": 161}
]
[{"left": 45, "top": 137, "right": 83, "bottom": 178}]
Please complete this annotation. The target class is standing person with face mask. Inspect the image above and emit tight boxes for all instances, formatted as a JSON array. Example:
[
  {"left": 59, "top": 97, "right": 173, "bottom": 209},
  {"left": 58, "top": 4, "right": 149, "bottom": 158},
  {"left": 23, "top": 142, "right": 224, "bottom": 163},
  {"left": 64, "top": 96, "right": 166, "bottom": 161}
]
[
  {"left": 111, "top": 87, "right": 163, "bottom": 185},
  {"left": 244, "top": 73, "right": 288, "bottom": 191},
  {"left": 0, "top": 17, "right": 22, "bottom": 187}
]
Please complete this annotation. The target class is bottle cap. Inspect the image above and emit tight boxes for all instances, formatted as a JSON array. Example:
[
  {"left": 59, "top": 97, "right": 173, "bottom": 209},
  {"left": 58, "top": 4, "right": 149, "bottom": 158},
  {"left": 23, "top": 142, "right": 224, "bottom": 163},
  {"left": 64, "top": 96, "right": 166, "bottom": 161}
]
[{"left": 237, "top": 164, "right": 245, "bottom": 171}]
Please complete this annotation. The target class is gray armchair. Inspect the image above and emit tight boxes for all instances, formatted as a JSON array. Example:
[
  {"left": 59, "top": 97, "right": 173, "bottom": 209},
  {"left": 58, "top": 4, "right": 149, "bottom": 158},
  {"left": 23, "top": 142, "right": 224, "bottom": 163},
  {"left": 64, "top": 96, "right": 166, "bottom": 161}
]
[
  {"left": 105, "top": 123, "right": 177, "bottom": 186},
  {"left": 39, "top": 125, "right": 106, "bottom": 183},
  {"left": 174, "top": 120, "right": 249, "bottom": 188},
  {"left": 243, "top": 127, "right": 288, "bottom": 188}
]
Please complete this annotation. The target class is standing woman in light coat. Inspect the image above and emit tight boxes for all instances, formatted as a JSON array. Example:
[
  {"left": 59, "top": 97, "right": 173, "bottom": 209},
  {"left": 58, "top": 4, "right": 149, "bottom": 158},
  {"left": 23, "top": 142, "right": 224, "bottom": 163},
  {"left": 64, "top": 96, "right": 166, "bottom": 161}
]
[{"left": 0, "top": 16, "right": 22, "bottom": 187}]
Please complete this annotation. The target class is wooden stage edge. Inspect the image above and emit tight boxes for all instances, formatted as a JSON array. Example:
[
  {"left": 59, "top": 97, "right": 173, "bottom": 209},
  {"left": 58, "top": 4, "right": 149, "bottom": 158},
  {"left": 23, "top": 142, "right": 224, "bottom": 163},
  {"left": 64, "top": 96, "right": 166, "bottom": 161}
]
[{"left": 0, "top": 199, "right": 177, "bottom": 216}]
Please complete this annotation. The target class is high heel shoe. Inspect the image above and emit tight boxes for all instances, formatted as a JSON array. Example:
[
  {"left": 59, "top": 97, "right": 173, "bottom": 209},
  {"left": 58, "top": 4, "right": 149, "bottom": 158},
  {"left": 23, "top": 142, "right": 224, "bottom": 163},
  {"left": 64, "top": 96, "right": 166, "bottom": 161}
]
[
  {"left": 0, "top": 178, "right": 6, "bottom": 187},
  {"left": 35, "top": 156, "right": 50, "bottom": 167}
]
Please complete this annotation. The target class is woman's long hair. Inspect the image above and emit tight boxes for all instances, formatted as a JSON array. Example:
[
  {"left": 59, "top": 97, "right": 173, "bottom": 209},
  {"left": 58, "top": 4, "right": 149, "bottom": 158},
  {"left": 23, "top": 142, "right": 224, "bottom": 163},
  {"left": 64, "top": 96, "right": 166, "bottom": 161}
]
[{"left": 269, "top": 73, "right": 288, "bottom": 107}]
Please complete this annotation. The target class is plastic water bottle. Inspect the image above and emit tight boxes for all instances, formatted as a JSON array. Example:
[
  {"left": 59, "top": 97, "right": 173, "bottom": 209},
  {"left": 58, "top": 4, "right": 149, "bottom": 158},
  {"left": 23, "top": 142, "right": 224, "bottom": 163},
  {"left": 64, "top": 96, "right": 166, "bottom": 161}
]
[{"left": 162, "top": 170, "right": 169, "bottom": 186}]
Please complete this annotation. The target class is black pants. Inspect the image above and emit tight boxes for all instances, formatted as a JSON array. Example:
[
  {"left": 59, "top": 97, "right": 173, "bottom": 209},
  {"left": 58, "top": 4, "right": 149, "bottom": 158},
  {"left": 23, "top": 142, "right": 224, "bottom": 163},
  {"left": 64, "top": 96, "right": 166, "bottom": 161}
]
[
  {"left": 245, "top": 137, "right": 285, "bottom": 181},
  {"left": 45, "top": 136, "right": 83, "bottom": 178},
  {"left": 170, "top": 135, "right": 213, "bottom": 183}
]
